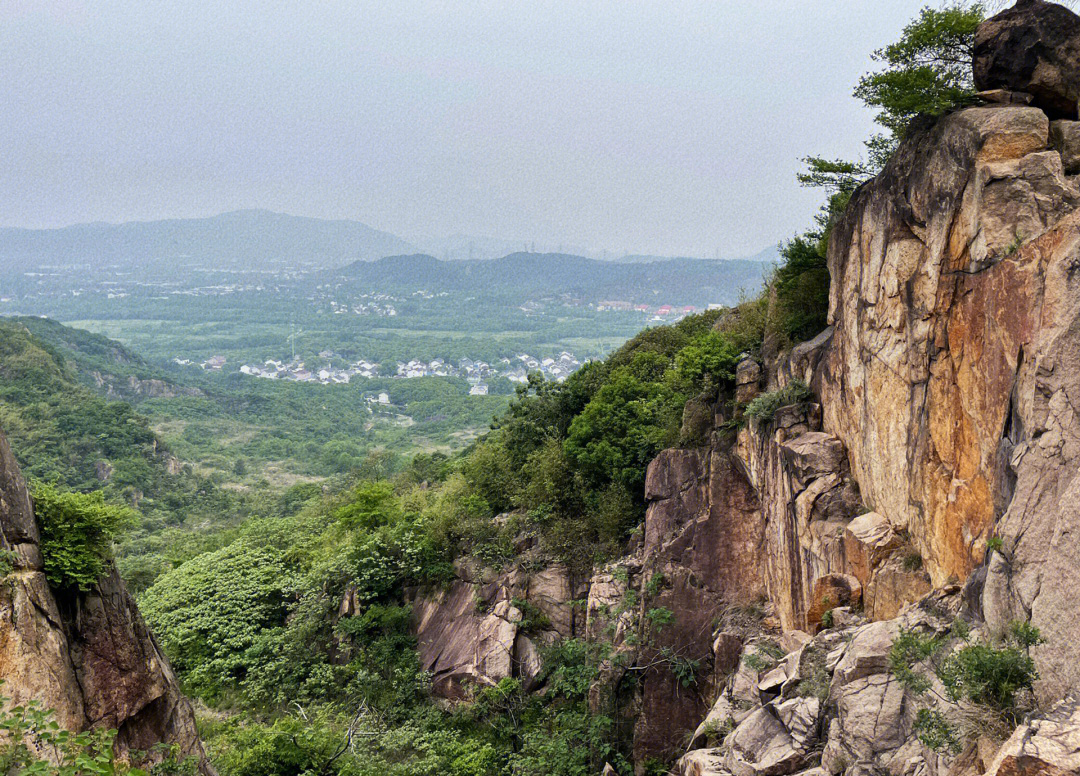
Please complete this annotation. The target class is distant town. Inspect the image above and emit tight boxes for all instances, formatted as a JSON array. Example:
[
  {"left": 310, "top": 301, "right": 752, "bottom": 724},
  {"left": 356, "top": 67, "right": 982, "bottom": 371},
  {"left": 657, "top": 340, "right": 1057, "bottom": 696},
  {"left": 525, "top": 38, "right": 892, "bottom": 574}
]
[{"left": 178, "top": 350, "right": 586, "bottom": 392}]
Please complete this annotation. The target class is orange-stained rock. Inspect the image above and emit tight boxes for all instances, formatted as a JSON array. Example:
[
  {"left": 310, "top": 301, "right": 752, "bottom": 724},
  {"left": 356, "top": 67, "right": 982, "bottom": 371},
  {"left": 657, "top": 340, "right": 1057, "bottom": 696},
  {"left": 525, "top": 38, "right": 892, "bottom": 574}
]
[
  {"left": 842, "top": 512, "right": 900, "bottom": 588},
  {"left": 820, "top": 103, "right": 1077, "bottom": 590},
  {"left": 806, "top": 574, "right": 861, "bottom": 631},
  {"left": 863, "top": 555, "right": 933, "bottom": 622}
]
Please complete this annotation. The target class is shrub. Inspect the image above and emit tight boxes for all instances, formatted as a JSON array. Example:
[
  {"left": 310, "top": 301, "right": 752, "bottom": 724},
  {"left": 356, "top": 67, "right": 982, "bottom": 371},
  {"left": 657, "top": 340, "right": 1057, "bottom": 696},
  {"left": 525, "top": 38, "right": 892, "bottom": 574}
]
[
  {"left": 645, "top": 606, "right": 675, "bottom": 631},
  {"left": 938, "top": 624, "right": 1042, "bottom": 713},
  {"left": 743, "top": 380, "right": 813, "bottom": 423},
  {"left": 913, "top": 708, "right": 960, "bottom": 754},
  {"left": 888, "top": 621, "right": 1044, "bottom": 753},
  {"left": 31, "top": 482, "right": 135, "bottom": 591}
]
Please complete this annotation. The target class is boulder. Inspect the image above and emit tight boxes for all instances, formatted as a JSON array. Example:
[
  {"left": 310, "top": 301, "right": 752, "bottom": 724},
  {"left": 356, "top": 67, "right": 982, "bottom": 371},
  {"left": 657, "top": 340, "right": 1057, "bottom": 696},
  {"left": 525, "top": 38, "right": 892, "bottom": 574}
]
[
  {"left": 806, "top": 574, "right": 861, "bottom": 631},
  {"left": 863, "top": 555, "right": 932, "bottom": 622},
  {"left": 677, "top": 748, "right": 729, "bottom": 776},
  {"left": 842, "top": 512, "right": 901, "bottom": 588},
  {"left": 974, "top": 0, "right": 1080, "bottom": 119},
  {"left": 986, "top": 693, "right": 1080, "bottom": 776},
  {"left": 736, "top": 359, "right": 763, "bottom": 403},
  {"left": 1050, "top": 119, "right": 1080, "bottom": 173},
  {"left": 722, "top": 697, "right": 821, "bottom": 776}
]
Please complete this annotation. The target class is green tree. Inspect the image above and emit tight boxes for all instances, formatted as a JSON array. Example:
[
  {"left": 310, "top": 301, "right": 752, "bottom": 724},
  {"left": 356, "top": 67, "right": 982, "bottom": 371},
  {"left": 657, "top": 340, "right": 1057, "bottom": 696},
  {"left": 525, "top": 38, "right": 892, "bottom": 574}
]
[{"left": 31, "top": 483, "right": 136, "bottom": 592}]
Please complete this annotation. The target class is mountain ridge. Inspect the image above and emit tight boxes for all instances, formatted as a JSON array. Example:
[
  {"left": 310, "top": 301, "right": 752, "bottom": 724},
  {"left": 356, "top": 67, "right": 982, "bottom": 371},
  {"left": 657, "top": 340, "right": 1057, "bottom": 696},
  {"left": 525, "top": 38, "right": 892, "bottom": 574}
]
[{"left": 0, "top": 209, "right": 417, "bottom": 271}]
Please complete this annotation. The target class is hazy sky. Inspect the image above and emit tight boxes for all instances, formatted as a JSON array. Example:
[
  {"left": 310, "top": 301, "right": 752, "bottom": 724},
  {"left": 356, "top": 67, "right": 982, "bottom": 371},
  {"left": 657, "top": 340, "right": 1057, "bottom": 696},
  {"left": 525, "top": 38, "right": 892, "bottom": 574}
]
[{"left": 2, "top": 1, "right": 927, "bottom": 256}]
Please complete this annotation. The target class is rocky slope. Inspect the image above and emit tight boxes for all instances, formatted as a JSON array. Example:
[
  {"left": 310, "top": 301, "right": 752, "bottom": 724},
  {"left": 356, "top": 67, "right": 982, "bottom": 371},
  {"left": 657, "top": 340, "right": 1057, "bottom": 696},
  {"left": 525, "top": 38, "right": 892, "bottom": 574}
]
[
  {"left": 0, "top": 429, "right": 213, "bottom": 772},
  {"left": 402, "top": 2, "right": 1080, "bottom": 774}
]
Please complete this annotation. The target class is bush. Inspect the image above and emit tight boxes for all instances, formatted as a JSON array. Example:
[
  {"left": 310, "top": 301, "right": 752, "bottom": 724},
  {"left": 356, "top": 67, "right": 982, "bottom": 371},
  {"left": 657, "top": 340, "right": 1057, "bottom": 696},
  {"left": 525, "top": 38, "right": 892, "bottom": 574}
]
[
  {"left": 938, "top": 623, "right": 1043, "bottom": 713},
  {"left": 888, "top": 621, "right": 1043, "bottom": 753},
  {"left": 743, "top": 380, "right": 813, "bottom": 423},
  {"left": 31, "top": 482, "right": 136, "bottom": 591}
]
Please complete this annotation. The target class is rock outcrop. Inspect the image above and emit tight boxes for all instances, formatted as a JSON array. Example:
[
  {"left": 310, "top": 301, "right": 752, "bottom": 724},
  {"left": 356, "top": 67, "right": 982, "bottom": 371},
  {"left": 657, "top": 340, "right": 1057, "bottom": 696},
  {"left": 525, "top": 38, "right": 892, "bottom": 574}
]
[
  {"left": 409, "top": 4, "right": 1080, "bottom": 772},
  {"left": 0, "top": 430, "right": 212, "bottom": 773},
  {"left": 974, "top": 0, "right": 1080, "bottom": 119},
  {"left": 410, "top": 556, "right": 584, "bottom": 698}
]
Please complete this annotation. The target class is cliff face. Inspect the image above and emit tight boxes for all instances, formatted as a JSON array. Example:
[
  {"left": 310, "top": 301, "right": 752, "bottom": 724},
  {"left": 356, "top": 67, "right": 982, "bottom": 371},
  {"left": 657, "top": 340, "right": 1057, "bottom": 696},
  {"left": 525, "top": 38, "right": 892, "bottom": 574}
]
[
  {"left": 402, "top": 3, "right": 1080, "bottom": 772},
  {"left": 0, "top": 429, "right": 213, "bottom": 773}
]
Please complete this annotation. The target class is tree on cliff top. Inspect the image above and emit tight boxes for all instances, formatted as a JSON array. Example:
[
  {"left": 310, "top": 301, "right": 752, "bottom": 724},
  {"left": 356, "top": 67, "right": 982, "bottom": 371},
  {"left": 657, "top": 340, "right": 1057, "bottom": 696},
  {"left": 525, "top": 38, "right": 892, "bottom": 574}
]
[
  {"left": 776, "top": 3, "right": 985, "bottom": 343},
  {"left": 802, "top": 3, "right": 985, "bottom": 190}
]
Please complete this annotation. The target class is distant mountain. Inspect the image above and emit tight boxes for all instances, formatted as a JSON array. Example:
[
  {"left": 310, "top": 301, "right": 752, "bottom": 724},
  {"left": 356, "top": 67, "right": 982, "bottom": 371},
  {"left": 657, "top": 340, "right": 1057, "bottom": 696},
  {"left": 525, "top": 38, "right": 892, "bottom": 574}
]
[
  {"left": 333, "top": 252, "right": 768, "bottom": 307},
  {"left": 414, "top": 234, "right": 595, "bottom": 261},
  {"left": 616, "top": 244, "right": 781, "bottom": 265},
  {"left": 0, "top": 210, "right": 416, "bottom": 272}
]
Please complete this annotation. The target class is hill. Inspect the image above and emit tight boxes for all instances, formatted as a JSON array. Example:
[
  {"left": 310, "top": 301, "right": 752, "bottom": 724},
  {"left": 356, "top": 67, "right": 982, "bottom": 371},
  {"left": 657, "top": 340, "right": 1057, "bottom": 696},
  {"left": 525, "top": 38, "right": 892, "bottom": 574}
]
[
  {"left": 0, "top": 209, "right": 416, "bottom": 272},
  {"left": 333, "top": 251, "right": 768, "bottom": 306}
]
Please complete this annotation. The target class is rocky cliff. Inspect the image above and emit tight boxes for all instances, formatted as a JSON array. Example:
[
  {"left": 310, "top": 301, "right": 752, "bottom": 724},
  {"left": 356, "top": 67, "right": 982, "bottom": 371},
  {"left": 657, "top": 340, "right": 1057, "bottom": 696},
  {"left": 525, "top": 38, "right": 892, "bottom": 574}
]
[
  {"left": 402, "top": 2, "right": 1080, "bottom": 773},
  {"left": 0, "top": 429, "right": 213, "bottom": 772}
]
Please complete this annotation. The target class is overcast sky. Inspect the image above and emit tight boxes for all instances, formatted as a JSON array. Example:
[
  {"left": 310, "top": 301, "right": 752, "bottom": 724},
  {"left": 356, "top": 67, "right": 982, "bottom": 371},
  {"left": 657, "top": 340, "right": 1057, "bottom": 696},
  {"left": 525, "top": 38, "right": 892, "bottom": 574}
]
[{"left": 2, "top": 1, "right": 929, "bottom": 257}]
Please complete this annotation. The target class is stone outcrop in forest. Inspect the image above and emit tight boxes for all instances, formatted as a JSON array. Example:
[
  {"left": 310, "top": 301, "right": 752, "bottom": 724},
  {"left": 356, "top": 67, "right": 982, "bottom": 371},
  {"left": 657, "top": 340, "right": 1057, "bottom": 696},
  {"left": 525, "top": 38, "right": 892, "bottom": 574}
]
[{"left": 0, "top": 429, "right": 214, "bottom": 773}]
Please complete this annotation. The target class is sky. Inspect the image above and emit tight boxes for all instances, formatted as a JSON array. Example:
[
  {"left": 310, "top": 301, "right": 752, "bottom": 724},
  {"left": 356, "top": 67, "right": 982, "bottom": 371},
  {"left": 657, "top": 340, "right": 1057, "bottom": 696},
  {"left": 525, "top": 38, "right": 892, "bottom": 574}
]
[{"left": 1, "top": 1, "right": 928, "bottom": 257}]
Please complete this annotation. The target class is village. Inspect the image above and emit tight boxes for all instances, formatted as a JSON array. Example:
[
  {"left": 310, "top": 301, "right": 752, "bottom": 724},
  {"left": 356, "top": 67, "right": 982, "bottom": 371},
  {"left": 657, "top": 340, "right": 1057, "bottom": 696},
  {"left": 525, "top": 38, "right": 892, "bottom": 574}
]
[{"left": 188, "top": 349, "right": 586, "bottom": 392}]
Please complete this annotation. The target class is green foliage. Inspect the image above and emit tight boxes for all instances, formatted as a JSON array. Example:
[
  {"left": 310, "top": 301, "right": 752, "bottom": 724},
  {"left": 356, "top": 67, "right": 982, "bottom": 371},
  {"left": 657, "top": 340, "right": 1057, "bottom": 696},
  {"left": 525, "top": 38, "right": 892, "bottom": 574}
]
[
  {"left": 0, "top": 683, "right": 193, "bottom": 775},
  {"left": 564, "top": 360, "right": 680, "bottom": 494},
  {"left": 854, "top": 3, "right": 984, "bottom": 144},
  {"left": 645, "top": 607, "right": 675, "bottom": 632},
  {"left": 139, "top": 538, "right": 292, "bottom": 702},
  {"left": 903, "top": 551, "right": 924, "bottom": 572},
  {"left": 888, "top": 627, "right": 941, "bottom": 695},
  {"left": 744, "top": 380, "right": 813, "bottom": 423},
  {"left": 889, "top": 621, "right": 1043, "bottom": 754},
  {"left": 661, "top": 648, "right": 700, "bottom": 688},
  {"left": 986, "top": 536, "right": 1004, "bottom": 554},
  {"left": 512, "top": 598, "right": 553, "bottom": 635},
  {"left": 31, "top": 482, "right": 135, "bottom": 591},
  {"left": 938, "top": 623, "right": 1042, "bottom": 713},
  {"left": 796, "top": 646, "right": 831, "bottom": 702},
  {"left": 643, "top": 572, "right": 665, "bottom": 597},
  {"left": 913, "top": 708, "right": 961, "bottom": 754},
  {"left": 743, "top": 652, "right": 775, "bottom": 673}
]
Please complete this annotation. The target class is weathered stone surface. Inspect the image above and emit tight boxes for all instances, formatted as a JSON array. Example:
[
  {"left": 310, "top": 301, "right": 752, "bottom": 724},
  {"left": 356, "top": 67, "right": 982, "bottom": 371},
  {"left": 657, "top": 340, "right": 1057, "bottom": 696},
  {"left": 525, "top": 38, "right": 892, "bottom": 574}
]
[
  {"left": 806, "top": 574, "right": 861, "bottom": 631},
  {"left": 737, "top": 406, "right": 860, "bottom": 630},
  {"left": 736, "top": 359, "right": 763, "bottom": 403},
  {"left": 526, "top": 564, "right": 578, "bottom": 638},
  {"left": 864, "top": 555, "right": 933, "bottom": 622},
  {"left": 974, "top": 0, "right": 1080, "bottom": 119},
  {"left": 412, "top": 572, "right": 519, "bottom": 697},
  {"left": 987, "top": 693, "right": 1080, "bottom": 776},
  {"left": 677, "top": 748, "right": 729, "bottom": 776},
  {"left": 0, "top": 430, "right": 212, "bottom": 773},
  {"left": 1051, "top": 120, "right": 1080, "bottom": 174},
  {"left": 644, "top": 449, "right": 709, "bottom": 554},
  {"left": 724, "top": 699, "right": 820, "bottom": 776},
  {"left": 820, "top": 104, "right": 1079, "bottom": 593},
  {"left": 977, "top": 88, "right": 1035, "bottom": 106},
  {"left": 842, "top": 512, "right": 900, "bottom": 588}
]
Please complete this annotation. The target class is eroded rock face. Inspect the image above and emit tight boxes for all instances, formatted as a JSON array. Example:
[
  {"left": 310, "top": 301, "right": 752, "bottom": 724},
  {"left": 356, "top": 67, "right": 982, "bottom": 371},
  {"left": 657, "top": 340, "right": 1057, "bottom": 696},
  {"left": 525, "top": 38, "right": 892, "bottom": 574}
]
[
  {"left": 974, "top": 0, "right": 1080, "bottom": 120},
  {"left": 0, "top": 430, "right": 212, "bottom": 773},
  {"left": 410, "top": 557, "right": 586, "bottom": 698},
  {"left": 821, "top": 104, "right": 1080, "bottom": 590},
  {"left": 737, "top": 404, "right": 862, "bottom": 630}
]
